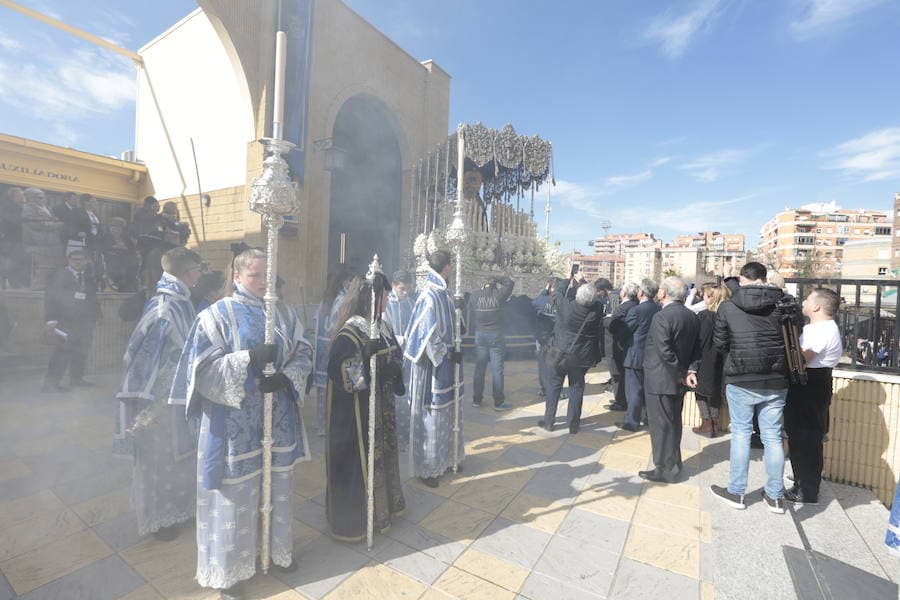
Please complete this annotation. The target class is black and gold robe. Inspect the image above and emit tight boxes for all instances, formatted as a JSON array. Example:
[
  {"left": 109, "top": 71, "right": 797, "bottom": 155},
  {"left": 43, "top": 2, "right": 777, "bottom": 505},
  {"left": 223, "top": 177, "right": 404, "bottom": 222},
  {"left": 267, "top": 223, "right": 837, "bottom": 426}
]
[{"left": 326, "top": 316, "right": 405, "bottom": 542}]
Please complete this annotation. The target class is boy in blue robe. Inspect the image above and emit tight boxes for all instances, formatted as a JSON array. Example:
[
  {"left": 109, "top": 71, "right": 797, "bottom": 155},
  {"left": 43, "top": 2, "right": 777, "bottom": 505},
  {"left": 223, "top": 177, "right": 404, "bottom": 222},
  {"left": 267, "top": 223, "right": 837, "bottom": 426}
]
[
  {"left": 404, "top": 251, "right": 465, "bottom": 488},
  {"left": 114, "top": 247, "right": 203, "bottom": 540},
  {"left": 169, "top": 248, "right": 312, "bottom": 600}
]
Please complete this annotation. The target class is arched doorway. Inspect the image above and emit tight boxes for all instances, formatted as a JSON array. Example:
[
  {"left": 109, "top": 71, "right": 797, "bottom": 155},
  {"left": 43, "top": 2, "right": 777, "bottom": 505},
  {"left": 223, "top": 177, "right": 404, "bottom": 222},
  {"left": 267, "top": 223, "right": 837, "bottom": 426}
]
[{"left": 328, "top": 95, "right": 402, "bottom": 275}]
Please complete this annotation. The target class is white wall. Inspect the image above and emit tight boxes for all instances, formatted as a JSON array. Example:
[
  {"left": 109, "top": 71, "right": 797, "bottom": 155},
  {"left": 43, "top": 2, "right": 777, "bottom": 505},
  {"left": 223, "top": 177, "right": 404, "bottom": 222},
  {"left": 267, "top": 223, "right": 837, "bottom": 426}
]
[{"left": 135, "top": 10, "right": 254, "bottom": 200}]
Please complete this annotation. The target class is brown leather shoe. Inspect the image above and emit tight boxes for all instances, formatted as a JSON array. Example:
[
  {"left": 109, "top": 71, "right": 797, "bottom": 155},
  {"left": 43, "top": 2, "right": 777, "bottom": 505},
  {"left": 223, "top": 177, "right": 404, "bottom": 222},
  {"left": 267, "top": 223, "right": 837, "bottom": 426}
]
[{"left": 692, "top": 418, "right": 717, "bottom": 437}]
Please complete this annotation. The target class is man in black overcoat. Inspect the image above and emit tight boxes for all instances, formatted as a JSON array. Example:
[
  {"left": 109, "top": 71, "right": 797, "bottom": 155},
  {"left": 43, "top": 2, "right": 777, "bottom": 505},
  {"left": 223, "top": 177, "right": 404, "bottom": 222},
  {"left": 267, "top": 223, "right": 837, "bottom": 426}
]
[{"left": 640, "top": 276, "right": 700, "bottom": 483}]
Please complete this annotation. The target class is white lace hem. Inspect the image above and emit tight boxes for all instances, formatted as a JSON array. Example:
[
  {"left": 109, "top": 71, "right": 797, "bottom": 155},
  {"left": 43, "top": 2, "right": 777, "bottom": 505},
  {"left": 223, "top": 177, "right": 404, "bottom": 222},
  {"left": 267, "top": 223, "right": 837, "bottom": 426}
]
[
  {"left": 195, "top": 548, "right": 293, "bottom": 590},
  {"left": 136, "top": 509, "right": 194, "bottom": 537},
  {"left": 197, "top": 561, "right": 257, "bottom": 591}
]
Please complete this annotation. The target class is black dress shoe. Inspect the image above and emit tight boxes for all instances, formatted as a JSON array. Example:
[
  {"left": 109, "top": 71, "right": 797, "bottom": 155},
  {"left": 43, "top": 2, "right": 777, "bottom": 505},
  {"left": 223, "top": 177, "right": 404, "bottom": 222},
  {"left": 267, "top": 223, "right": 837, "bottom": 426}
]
[
  {"left": 152, "top": 525, "right": 179, "bottom": 541},
  {"left": 605, "top": 402, "right": 627, "bottom": 411},
  {"left": 639, "top": 469, "right": 667, "bottom": 482},
  {"left": 220, "top": 582, "right": 244, "bottom": 600},
  {"left": 615, "top": 421, "right": 638, "bottom": 432},
  {"left": 537, "top": 419, "right": 554, "bottom": 432},
  {"left": 419, "top": 476, "right": 439, "bottom": 488},
  {"left": 784, "top": 486, "right": 817, "bottom": 505}
]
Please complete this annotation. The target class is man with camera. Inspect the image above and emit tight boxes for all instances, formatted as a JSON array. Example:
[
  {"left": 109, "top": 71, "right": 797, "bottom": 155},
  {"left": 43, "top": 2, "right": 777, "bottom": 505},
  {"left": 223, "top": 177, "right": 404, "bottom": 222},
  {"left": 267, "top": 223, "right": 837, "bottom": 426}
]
[
  {"left": 784, "top": 288, "right": 842, "bottom": 505},
  {"left": 710, "top": 262, "right": 800, "bottom": 514},
  {"left": 470, "top": 274, "right": 515, "bottom": 410}
]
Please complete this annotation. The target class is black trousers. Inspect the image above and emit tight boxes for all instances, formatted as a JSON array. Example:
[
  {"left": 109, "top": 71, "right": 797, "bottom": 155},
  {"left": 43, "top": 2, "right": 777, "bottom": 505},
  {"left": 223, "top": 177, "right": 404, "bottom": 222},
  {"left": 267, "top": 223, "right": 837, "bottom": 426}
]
[
  {"left": 46, "top": 326, "right": 94, "bottom": 384},
  {"left": 785, "top": 368, "right": 833, "bottom": 500},
  {"left": 646, "top": 392, "right": 684, "bottom": 480},
  {"left": 544, "top": 363, "right": 587, "bottom": 428},
  {"left": 613, "top": 357, "right": 627, "bottom": 405}
]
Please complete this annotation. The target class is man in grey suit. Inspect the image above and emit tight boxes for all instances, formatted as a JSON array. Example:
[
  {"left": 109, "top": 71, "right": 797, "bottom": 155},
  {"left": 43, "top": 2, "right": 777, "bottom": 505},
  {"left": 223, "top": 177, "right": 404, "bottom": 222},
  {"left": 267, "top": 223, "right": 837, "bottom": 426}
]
[
  {"left": 639, "top": 277, "right": 700, "bottom": 483},
  {"left": 616, "top": 278, "right": 660, "bottom": 432}
]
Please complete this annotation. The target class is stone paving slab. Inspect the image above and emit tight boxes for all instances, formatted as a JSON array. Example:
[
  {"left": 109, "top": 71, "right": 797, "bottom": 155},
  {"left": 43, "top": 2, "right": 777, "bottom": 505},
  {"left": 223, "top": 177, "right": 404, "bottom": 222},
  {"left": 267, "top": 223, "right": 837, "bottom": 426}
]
[{"left": 0, "top": 360, "right": 895, "bottom": 599}]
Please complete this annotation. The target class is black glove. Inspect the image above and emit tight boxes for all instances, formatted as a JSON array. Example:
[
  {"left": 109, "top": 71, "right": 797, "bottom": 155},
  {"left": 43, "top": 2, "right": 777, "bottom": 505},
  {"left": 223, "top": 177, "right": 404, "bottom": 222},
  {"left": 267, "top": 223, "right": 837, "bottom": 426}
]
[
  {"left": 249, "top": 343, "right": 277, "bottom": 370},
  {"left": 259, "top": 372, "right": 291, "bottom": 393},
  {"left": 362, "top": 338, "right": 380, "bottom": 360},
  {"left": 449, "top": 350, "right": 463, "bottom": 364}
]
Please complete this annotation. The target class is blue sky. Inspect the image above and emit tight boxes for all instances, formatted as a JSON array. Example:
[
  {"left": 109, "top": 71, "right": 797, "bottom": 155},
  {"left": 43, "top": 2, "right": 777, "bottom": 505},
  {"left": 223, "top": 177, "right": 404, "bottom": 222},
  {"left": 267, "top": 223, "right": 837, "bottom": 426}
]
[{"left": 1, "top": 0, "right": 899, "bottom": 253}]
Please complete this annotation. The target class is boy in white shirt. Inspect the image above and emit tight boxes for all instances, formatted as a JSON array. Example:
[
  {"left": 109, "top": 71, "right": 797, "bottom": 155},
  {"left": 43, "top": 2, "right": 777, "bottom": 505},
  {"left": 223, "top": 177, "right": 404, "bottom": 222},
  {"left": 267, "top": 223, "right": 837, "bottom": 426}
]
[{"left": 784, "top": 287, "right": 843, "bottom": 504}]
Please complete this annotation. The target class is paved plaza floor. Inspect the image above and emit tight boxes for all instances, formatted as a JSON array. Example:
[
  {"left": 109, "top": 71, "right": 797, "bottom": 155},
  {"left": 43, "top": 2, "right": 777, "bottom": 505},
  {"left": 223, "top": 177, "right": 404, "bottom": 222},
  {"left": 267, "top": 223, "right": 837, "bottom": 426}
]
[{"left": 0, "top": 359, "right": 897, "bottom": 599}]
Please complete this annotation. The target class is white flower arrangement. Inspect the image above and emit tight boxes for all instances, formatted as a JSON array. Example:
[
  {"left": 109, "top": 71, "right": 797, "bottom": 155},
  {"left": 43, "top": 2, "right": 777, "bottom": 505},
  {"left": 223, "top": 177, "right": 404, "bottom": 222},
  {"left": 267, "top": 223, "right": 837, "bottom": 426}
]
[{"left": 413, "top": 234, "right": 428, "bottom": 258}]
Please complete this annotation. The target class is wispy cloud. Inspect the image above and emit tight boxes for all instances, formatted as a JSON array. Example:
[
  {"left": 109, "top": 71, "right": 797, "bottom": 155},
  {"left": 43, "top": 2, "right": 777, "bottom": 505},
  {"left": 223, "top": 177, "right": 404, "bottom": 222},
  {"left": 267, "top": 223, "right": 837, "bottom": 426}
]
[
  {"left": 791, "top": 0, "right": 889, "bottom": 39},
  {"left": 605, "top": 170, "right": 652, "bottom": 188},
  {"left": 643, "top": 0, "right": 729, "bottom": 59},
  {"left": 0, "top": 24, "right": 135, "bottom": 148},
  {"left": 823, "top": 127, "right": 900, "bottom": 182},
  {"left": 554, "top": 178, "right": 755, "bottom": 236},
  {"left": 651, "top": 156, "right": 675, "bottom": 167},
  {"left": 0, "top": 30, "right": 22, "bottom": 53},
  {"left": 680, "top": 147, "right": 755, "bottom": 182},
  {"left": 0, "top": 46, "right": 135, "bottom": 120}
]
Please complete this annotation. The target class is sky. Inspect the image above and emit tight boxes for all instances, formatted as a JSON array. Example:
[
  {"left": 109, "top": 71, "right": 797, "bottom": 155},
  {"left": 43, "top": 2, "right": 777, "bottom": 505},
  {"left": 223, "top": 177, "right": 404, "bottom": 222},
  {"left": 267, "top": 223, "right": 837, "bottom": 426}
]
[{"left": 1, "top": 0, "right": 899, "bottom": 254}]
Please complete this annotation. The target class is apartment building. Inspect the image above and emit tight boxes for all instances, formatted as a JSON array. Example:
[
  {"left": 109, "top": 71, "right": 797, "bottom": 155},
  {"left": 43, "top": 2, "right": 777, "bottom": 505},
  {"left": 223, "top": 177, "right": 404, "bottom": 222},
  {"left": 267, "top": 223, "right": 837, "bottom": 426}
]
[{"left": 759, "top": 202, "right": 891, "bottom": 277}]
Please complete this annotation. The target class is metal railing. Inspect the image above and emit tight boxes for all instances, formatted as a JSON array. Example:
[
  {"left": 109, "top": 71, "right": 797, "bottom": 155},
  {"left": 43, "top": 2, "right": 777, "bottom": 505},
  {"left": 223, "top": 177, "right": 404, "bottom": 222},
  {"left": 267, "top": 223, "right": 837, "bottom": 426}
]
[{"left": 785, "top": 277, "right": 900, "bottom": 374}]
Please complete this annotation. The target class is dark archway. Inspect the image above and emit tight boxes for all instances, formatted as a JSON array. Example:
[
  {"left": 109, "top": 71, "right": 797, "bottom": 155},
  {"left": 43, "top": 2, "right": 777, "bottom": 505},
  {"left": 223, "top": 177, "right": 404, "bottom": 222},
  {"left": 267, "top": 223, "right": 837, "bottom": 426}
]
[{"left": 328, "top": 95, "right": 402, "bottom": 275}]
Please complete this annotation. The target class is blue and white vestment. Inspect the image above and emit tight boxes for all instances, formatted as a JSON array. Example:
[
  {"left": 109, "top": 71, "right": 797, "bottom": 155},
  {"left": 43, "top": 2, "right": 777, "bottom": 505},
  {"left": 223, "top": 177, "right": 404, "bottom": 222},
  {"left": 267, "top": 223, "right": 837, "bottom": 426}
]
[
  {"left": 384, "top": 290, "right": 417, "bottom": 451},
  {"left": 404, "top": 269, "right": 465, "bottom": 478},
  {"left": 887, "top": 480, "right": 900, "bottom": 555},
  {"left": 169, "top": 283, "right": 312, "bottom": 590},
  {"left": 114, "top": 273, "right": 197, "bottom": 535}
]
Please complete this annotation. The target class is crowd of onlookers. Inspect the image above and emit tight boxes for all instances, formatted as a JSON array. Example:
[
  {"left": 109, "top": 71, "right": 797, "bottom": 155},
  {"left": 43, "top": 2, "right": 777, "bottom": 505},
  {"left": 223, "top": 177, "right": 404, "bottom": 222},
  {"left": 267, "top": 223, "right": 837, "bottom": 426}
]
[{"left": 0, "top": 189, "right": 191, "bottom": 292}]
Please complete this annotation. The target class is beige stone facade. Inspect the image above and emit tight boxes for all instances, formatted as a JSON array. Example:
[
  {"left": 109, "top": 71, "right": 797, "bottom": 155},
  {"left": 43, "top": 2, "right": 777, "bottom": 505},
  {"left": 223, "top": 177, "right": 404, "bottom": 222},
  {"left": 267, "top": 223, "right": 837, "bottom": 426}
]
[
  {"left": 567, "top": 252, "right": 624, "bottom": 287},
  {"left": 593, "top": 232, "right": 661, "bottom": 256},
  {"left": 661, "top": 247, "right": 703, "bottom": 281},
  {"left": 135, "top": 0, "right": 450, "bottom": 304},
  {"left": 623, "top": 247, "right": 662, "bottom": 284},
  {"left": 892, "top": 192, "right": 900, "bottom": 272},
  {"left": 759, "top": 202, "right": 891, "bottom": 278}
]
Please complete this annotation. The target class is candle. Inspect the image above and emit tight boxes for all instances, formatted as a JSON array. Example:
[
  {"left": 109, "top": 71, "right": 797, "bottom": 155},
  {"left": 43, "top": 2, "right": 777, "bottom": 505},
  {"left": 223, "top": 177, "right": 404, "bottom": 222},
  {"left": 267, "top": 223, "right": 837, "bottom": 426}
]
[{"left": 273, "top": 30, "right": 287, "bottom": 140}]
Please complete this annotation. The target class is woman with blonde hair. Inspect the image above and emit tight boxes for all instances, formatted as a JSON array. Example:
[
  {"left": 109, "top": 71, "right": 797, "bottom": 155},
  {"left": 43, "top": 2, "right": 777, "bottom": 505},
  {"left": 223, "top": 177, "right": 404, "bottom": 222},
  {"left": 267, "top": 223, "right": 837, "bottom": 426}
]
[{"left": 690, "top": 282, "right": 731, "bottom": 437}]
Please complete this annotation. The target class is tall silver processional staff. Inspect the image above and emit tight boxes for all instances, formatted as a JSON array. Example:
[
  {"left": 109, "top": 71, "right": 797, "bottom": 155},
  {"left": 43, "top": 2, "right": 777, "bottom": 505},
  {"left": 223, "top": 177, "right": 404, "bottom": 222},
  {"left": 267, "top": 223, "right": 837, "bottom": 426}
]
[
  {"left": 248, "top": 29, "right": 298, "bottom": 574},
  {"left": 445, "top": 125, "right": 468, "bottom": 473},
  {"left": 365, "top": 254, "right": 383, "bottom": 550}
]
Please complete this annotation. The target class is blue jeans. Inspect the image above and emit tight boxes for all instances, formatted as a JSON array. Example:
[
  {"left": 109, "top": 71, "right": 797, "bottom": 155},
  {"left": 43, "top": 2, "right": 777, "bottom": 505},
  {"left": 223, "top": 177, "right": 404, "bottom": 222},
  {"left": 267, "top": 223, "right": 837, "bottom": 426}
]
[
  {"left": 473, "top": 331, "right": 505, "bottom": 405},
  {"left": 726, "top": 384, "right": 787, "bottom": 498}
]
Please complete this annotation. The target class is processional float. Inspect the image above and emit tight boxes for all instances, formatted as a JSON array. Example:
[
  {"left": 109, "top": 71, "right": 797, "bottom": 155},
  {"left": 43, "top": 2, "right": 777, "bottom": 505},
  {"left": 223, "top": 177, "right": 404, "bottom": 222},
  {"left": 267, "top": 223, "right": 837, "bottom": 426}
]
[{"left": 409, "top": 123, "right": 556, "bottom": 298}]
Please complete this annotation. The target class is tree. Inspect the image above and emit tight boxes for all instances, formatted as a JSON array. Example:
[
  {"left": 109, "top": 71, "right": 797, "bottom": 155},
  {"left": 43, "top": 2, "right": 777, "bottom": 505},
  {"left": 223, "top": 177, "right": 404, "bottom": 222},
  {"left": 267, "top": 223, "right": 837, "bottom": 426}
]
[
  {"left": 663, "top": 268, "right": 681, "bottom": 278},
  {"left": 796, "top": 252, "right": 816, "bottom": 278}
]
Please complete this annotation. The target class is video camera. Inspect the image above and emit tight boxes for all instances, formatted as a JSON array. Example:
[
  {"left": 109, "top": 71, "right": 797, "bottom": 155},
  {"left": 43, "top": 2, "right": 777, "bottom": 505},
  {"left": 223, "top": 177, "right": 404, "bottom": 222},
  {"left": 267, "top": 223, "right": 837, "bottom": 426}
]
[{"left": 776, "top": 295, "right": 807, "bottom": 385}]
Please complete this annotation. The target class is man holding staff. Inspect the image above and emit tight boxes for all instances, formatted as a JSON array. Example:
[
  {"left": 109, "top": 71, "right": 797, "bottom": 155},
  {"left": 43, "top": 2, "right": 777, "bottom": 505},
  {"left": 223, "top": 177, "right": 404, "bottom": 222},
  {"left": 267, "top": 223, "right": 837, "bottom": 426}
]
[{"left": 169, "top": 248, "right": 312, "bottom": 600}]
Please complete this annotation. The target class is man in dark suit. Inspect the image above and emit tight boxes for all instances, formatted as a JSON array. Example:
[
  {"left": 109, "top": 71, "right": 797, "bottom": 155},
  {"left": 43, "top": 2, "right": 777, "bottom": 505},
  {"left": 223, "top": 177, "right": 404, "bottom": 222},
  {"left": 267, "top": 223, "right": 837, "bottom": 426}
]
[
  {"left": 606, "top": 282, "right": 639, "bottom": 410},
  {"left": 617, "top": 278, "right": 660, "bottom": 431},
  {"left": 51, "top": 191, "right": 87, "bottom": 256},
  {"left": 639, "top": 276, "right": 700, "bottom": 483},
  {"left": 42, "top": 248, "right": 101, "bottom": 392}
]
